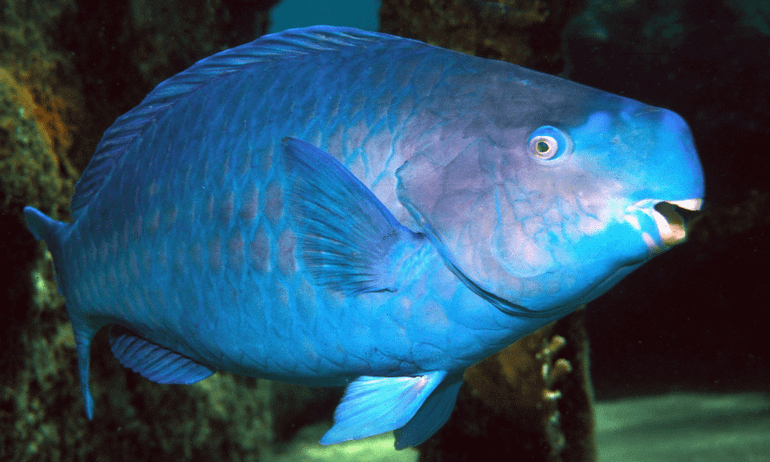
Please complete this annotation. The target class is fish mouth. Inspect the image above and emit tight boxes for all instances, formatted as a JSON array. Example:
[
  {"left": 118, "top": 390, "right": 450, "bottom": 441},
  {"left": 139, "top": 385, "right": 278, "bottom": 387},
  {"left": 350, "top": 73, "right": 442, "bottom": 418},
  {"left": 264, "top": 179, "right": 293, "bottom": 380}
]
[{"left": 627, "top": 198, "right": 703, "bottom": 249}]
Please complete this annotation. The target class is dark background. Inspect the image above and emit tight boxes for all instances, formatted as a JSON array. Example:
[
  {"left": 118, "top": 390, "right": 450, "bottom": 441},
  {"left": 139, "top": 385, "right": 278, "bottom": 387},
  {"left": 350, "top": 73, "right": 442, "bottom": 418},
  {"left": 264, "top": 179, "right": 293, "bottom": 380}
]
[{"left": 563, "top": 0, "right": 769, "bottom": 399}]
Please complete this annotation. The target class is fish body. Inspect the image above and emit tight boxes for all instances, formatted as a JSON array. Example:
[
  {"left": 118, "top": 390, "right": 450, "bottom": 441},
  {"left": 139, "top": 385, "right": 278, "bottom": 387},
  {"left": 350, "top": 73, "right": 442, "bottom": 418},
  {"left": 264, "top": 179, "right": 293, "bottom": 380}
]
[{"left": 23, "top": 26, "right": 704, "bottom": 448}]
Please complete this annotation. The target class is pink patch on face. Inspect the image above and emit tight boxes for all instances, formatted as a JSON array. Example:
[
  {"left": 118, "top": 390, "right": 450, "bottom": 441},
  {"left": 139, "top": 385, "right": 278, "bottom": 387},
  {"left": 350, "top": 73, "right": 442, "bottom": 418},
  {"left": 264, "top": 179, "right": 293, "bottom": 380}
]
[
  {"left": 208, "top": 236, "right": 222, "bottom": 273},
  {"left": 249, "top": 223, "right": 270, "bottom": 274},
  {"left": 276, "top": 228, "right": 296, "bottom": 276},
  {"left": 264, "top": 180, "right": 283, "bottom": 225},
  {"left": 226, "top": 231, "right": 245, "bottom": 274},
  {"left": 239, "top": 183, "right": 259, "bottom": 223}
]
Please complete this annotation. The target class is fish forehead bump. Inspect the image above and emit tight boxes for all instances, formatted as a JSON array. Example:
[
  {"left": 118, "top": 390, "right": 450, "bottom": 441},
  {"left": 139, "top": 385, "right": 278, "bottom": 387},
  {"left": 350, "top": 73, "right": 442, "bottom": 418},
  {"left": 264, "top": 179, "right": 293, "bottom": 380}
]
[{"left": 567, "top": 97, "right": 705, "bottom": 201}]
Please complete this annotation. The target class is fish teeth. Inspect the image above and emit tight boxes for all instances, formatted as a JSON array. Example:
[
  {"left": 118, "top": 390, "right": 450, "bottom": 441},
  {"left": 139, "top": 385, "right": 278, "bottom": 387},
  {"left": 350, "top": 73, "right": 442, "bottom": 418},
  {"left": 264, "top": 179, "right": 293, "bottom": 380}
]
[
  {"left": 627, "top": 197, "right": 703, "bottom": 247},
  {"left": 651, "top": 203, "right": 686, "bottom": 246},
  {"left": 668, "top": 198, "right": 703, "bottom": 211}
]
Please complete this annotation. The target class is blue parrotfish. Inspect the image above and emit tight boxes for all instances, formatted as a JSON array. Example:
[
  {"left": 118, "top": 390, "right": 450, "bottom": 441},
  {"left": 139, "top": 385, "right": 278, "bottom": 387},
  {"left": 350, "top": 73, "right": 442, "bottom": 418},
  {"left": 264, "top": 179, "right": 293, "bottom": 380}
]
[{"left": 23, "top": 26, "right": 704, "bottom": 449}]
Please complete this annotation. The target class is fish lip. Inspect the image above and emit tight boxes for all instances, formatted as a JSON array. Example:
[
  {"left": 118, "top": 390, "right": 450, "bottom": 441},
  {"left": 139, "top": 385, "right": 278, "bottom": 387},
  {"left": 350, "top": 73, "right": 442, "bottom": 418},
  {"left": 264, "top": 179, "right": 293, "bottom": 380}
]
[{"left": 627, "top": 198, "right": 703, "bottom": 250}]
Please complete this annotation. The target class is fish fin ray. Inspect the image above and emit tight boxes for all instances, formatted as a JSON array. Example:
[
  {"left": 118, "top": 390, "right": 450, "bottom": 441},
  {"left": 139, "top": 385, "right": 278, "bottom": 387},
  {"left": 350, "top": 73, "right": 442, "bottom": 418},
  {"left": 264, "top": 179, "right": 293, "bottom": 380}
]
[
  {"left": 70, "top": 26, "right": 401, "bottom": 219},
  {"left": 72, "top": 322, "right": 97, "bottom": 420},
  {"left": 320, "top": 371, "right": 447, "bottom": 445},
  {"left": 393, "top": 372, "right": 463, "bottom": 449},
  {"left": 282, "top": 137, "right": 418, "bottom": 294},
  {"left": 108, "top": 325, "right": 216, "bottom": 384}
]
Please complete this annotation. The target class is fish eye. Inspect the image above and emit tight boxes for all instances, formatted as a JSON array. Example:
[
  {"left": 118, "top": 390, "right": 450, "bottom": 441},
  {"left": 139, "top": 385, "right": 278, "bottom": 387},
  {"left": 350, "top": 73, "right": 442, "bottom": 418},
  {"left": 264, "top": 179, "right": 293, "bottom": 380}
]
[
  {"left": 531, "top": 136, "right": 558, "bottom": 159},
  {"left": 527, "top": 126, "right": 572, "bottom": 161}
]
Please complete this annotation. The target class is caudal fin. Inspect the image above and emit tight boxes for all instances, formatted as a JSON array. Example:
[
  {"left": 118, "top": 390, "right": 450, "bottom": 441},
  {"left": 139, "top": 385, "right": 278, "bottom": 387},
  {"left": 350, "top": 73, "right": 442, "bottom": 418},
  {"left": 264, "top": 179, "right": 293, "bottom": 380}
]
[
  {"left": 22, "top": 206, "right": 98, "bottom": 418},
  {"left": 23, "top": 206, "right": 65, "bottom": 243}
]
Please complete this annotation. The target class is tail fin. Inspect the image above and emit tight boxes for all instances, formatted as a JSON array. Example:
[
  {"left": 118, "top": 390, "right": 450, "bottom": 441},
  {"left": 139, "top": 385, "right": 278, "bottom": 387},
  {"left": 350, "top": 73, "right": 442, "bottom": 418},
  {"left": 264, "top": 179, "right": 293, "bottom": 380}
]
[
  {"left": 23, "top": 206, "right": 66, "bottom": 243},
  {"left": 23, "top": 206, "right": 67, "bottom": 294},
  {"left": 23, "top": 206, "right": 96, "bottom": 419}
]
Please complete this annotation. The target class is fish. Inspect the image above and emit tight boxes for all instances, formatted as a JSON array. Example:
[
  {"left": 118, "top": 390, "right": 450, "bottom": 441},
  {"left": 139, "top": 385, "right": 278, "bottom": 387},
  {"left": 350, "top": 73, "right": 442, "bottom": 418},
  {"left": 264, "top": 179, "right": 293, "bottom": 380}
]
[{"left": 23, "top": 26, "right": 705, "bottom": 449}]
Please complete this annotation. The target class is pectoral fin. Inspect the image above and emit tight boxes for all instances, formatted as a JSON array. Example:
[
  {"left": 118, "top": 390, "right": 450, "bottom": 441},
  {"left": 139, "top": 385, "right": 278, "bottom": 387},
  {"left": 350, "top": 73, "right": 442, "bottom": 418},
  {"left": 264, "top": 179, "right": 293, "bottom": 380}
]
[
  {"left": 320, "top": 370, "right": 448, "bottom": 446},
  {"left": 281, "top": 137, "right": 420, "bottom": 294}
]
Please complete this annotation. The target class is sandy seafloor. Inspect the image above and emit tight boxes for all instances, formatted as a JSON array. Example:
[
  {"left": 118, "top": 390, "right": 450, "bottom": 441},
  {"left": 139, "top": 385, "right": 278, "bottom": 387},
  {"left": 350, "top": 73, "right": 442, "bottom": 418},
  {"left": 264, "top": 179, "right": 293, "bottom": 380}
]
[
  {"left": 594, "top": 393, "right": 769, "bottom": 462},
  {"left": 265, "top": 392, "right": 770, "bottom": 462}
]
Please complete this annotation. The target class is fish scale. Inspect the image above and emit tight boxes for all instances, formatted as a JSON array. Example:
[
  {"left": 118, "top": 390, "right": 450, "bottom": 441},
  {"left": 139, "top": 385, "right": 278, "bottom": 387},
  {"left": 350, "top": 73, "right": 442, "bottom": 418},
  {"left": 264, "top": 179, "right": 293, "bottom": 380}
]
[{"left": 23, "top": 26, "right": 704, "bottom": 449}]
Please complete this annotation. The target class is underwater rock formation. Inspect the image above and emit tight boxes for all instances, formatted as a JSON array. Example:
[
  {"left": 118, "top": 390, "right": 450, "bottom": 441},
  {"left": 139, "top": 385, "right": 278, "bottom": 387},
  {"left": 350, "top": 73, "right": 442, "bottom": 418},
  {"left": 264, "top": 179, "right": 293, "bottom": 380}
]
[
  {"left": 1, "top": 65, "right": 76, "bottom": 462},
  {"left": 380, "top": 0, "right": 587, "bottom": 73}
]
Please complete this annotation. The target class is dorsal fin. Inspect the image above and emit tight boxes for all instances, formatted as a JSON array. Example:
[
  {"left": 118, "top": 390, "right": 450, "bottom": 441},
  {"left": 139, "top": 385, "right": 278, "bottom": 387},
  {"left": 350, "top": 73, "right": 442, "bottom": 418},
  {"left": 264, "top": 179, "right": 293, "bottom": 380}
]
[{"left": 70, "top": 26, "right": 398, "bottom": 219}]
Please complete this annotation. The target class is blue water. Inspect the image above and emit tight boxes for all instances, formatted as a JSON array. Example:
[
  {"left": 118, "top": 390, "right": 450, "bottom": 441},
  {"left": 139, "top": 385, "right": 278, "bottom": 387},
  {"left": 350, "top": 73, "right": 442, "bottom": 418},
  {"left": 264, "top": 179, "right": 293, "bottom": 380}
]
[{"left": 269, "top": 0, "right": 381, "bottom": 33}]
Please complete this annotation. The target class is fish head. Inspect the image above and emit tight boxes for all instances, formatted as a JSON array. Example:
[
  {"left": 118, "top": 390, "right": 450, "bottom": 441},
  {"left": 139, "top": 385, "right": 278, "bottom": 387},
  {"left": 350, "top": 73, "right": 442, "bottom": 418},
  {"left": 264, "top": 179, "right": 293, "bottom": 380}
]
[{"left": 396, "top": 76, "right": 705, "bottom": 318}]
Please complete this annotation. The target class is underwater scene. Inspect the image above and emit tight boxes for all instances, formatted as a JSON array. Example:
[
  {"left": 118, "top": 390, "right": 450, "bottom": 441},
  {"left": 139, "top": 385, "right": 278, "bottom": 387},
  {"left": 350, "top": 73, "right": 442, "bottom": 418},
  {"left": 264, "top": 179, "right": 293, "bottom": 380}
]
[{"left": 1, "top": 0, "right": 768, "bottom": 460}]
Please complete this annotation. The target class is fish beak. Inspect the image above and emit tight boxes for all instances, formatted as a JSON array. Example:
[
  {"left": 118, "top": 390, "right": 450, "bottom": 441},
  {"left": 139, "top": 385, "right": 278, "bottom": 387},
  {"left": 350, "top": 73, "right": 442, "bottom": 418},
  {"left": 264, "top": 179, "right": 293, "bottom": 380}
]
[
  {"left": 626, "top": 198, "right": 703, "bottom": 249},
  {"left": 650, "top": 198, "right": 703, "bottom": 246}
]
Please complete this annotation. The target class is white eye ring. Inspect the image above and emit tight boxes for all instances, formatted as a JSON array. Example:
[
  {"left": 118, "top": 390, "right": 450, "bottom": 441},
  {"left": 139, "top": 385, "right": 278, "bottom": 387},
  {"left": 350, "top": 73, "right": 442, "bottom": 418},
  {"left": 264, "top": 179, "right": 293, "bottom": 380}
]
[
  {"left": 526, "top": 126, "right": 572, "bottom": 161},
  {"left": 529, "top": 135, "right": 559, "bottom": 159}
]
